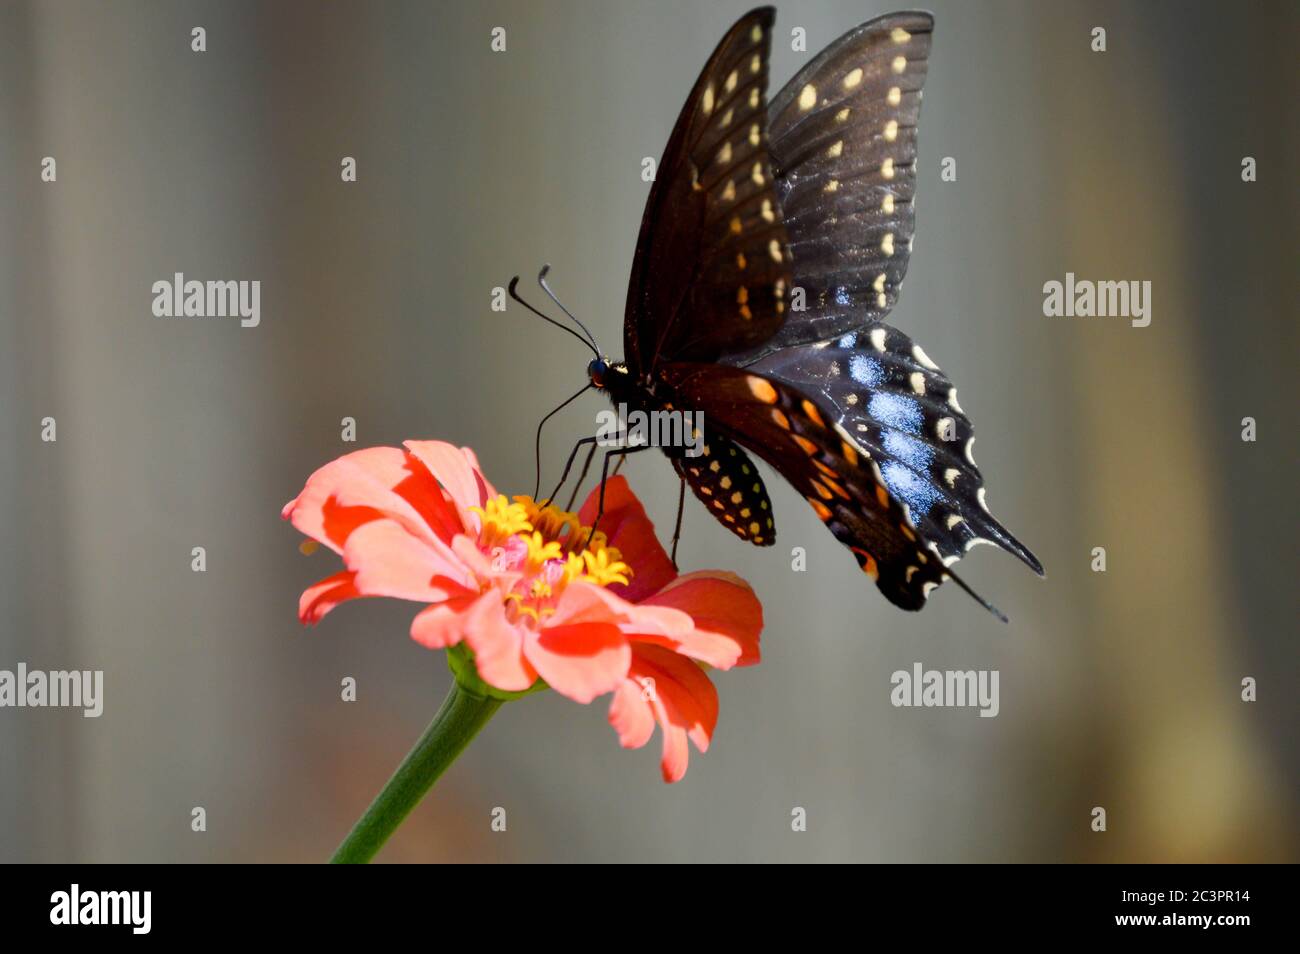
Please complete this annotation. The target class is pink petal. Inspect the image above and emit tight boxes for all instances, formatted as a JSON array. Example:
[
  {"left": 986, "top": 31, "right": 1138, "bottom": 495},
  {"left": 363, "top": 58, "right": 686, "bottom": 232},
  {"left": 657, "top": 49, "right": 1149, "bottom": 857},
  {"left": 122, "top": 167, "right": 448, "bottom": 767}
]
[
  {"left": 527, "top": 621, "right": 631, "bottom": 704},
  {"left": 283, "top": 446, "right": 457, "bottom": 554},
  {"left": 459, "top": 593, "right": 536, "bottom": 692},
  {"left": 550, "top": 579, "right": 694, "bottom": 640},
  {"left": 404, "top": 441, "right": 496, "bottom": 533},
  {"left": 410, "top": 595, "right": 480, "bottom": 649},
  {"left": 298, "top": 571, "right": 361, "bottom": 624},
  {"left": 577, "top": 475, "right": 676, "bottom": 602},
  {"left": 343, "top": 519, "right": 475, "bottom": 600},
  {"left": 608, "top": 644, "right": 721, "bottom": 783},
  {"left": 608, "top": 680, "right": 656, "bottom": 749},
  {"left": 639, "top": 571, "right": 763, "bottom": 668}
]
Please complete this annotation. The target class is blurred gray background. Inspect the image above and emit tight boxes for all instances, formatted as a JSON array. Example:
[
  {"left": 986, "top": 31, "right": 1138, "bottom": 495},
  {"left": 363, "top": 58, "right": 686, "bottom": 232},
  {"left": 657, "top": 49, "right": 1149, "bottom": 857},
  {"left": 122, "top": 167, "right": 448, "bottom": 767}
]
[{"left": 1, "top": 0, "right": 1295, "bottom": 862}]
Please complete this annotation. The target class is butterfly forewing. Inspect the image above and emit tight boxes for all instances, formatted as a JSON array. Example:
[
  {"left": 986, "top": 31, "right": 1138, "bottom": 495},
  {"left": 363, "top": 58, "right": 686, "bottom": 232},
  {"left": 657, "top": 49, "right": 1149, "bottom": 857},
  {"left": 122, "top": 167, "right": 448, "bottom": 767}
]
[
  {"left": 730, "top": 12, "right": 933, "bottom": 360},
  {"left": 624, "top": 6, "right": 793, "bottom": 373}
]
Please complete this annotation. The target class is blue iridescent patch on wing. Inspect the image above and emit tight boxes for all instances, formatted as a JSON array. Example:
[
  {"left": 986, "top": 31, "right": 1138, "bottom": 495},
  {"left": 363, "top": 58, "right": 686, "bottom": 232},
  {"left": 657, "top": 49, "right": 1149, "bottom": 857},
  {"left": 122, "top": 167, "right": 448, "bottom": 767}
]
[
  {"left": 881, "top": 460, "right": 942, "bottom": 519},
  {"left": 867, "top": 392, "right": 922, "bottom": 433},
  {"left": 849, "top": 353, "right": 884, "bottom": 387}
]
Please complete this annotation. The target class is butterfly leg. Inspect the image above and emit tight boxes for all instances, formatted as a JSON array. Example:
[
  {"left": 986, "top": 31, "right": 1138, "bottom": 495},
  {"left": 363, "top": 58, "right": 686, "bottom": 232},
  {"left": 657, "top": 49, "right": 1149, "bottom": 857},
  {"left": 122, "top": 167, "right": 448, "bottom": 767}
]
[
  {"left": 578, "top": 443, "right": 656, "bottom": 552},
  {"left": 564, "top": 441, "right": 599, "bottom": 511},
  {"left": 670, "top": 475, "right": 686, "bottom": 569},
  {"left": 543, "top": 435, "right": 600, "bottom": 507}
]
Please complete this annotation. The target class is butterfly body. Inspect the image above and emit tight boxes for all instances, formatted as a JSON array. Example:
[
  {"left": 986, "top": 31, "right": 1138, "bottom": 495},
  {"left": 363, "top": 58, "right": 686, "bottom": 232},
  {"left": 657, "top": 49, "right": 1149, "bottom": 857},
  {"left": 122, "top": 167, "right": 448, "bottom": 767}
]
[{"left": 582, "top": 7, "right": 1042, "bottom": 613}]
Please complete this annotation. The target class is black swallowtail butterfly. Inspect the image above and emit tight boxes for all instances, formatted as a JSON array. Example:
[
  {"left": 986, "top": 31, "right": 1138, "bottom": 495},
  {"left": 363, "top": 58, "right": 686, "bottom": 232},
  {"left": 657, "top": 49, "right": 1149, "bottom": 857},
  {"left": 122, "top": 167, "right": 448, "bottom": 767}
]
[{"left": 521, "top": 8, "right": 1043, "bottom": 617}]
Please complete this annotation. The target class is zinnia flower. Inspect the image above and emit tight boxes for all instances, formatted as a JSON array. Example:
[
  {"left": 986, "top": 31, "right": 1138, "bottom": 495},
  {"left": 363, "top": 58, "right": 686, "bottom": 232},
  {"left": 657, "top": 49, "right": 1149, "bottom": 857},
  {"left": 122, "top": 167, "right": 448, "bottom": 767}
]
[{"left": 282, "top": 440, "right": 761, "bottom": 781}]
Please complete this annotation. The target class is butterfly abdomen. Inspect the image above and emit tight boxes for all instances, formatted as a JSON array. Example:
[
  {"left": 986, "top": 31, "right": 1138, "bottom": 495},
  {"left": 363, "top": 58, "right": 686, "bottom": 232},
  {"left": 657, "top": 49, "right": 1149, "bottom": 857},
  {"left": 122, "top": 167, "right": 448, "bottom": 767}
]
[{"left": 674, "top": 433, "right": 775, "bottom": 546}]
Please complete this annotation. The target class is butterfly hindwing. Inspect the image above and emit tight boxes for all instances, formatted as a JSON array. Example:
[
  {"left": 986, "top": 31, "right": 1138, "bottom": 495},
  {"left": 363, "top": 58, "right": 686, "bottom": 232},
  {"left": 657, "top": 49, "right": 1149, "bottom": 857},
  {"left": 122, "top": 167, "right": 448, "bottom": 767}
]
[
  {"left": 745, "top": 324, "right": 1044, "bottom": 574},
  {"left": 660, "top": 361, "right": 951, "bottom": 610},
  {"left": 673, "top": 435, "right": 775, "bottom": 546},
  {"left": 624, "top": 6, "right": 793, "bottom": 372},
  {"left": 730, "top": 12, "right": 933, "bottom": 362}
]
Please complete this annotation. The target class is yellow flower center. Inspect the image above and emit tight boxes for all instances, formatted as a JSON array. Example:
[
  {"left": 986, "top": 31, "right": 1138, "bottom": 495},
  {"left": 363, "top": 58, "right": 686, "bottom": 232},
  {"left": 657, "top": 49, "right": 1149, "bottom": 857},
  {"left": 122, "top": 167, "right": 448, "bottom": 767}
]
[{"left": 468, "top": 494, "right": 632, "bottom": 623}]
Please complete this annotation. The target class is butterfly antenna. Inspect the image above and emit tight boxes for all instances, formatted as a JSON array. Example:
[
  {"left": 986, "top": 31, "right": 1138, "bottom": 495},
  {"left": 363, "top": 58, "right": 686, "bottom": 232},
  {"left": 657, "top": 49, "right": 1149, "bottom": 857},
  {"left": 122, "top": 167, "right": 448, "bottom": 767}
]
[
  {"left": 538, "top": 265, "right": 602, "bottom": 355},
  {"left": 942, "top": 565, "right": 1010, "bottom": 624},
  {"left": 507, "top": 277, "right": 598, "bottom": 357}
]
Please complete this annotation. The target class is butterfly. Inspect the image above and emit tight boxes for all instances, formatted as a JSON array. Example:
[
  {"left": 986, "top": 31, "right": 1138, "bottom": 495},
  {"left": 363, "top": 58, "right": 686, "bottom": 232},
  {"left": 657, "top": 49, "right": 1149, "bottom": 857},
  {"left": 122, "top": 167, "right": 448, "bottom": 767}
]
[{"left": 520, "top": 7, "right": 1043, "bottom": 617}]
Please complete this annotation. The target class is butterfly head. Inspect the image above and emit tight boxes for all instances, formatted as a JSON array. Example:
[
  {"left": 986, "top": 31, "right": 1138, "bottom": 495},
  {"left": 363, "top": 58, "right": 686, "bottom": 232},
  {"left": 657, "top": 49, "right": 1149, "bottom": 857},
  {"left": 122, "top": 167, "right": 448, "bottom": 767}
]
[{"left": 587, "top": 358, "right": 628, "bottom": 390}]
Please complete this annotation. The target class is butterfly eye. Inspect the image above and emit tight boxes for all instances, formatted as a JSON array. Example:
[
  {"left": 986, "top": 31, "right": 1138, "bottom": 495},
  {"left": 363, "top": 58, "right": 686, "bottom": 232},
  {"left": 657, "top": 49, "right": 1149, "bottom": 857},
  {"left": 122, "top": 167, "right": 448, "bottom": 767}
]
[{"left": 587, "top": 359, "right": 610, "bottom": 387}]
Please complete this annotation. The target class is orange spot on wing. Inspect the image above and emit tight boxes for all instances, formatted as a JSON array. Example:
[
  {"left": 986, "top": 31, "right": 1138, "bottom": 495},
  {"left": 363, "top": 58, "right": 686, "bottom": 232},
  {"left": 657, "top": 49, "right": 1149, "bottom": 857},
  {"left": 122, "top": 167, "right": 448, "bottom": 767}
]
[{"left": 747, "top": 376, "right": 778, "bottom": 404}]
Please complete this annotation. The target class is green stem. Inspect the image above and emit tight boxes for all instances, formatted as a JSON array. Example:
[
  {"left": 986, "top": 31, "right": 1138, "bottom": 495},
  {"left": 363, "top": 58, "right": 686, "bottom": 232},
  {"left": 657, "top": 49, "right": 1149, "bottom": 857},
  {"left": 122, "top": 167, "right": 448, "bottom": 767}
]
[{"left": 330, "top": 682, "right": 503, "bottom": 863}]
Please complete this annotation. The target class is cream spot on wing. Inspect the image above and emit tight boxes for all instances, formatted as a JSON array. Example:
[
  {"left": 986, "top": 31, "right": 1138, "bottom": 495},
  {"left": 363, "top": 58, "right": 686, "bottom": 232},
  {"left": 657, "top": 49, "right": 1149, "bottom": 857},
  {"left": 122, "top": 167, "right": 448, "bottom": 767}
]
[
  {"left": 977, "top": 487, "right": 990, "bottom": 511},
  {"left": 905, "top": 565, "right": 919, "bottom": 583},
  {"left": 946, "top": 513, "right": 965, "bottom": 530},
  {"left": 936, "top": 416, "right": 955, "bottom": 439},
  {"left": 892, "top": 56, "right": 907, "bottom": 74},
  {"left": 948, "top": 388, "right": 964, "bottom": 413},
  {"left": 881, "top": 157, "right": 895, "bottom": 180},
  {"left": 835, "top": 107, "right": 850, "bottom": 122},
  {"left": 751, "top": 24, "right": 763, "bottom": 42},
  {"left": 721, "top": 179, "right": 735, "bottom": 202},
  {"left": 891, "top": 27, "right": 912, "bottom": 44},
  {"left": 751, "top": 162, "right": 765, "bottom": 186},
  {"left": 887, "top": 86, "right": 901, "bottom": 106},
  {"left": 881, "top": 233, "right": 895, "bottom": 256},
  {"left": 873, "top": 272, "right": 887, "bottom": 293},
  {"left": 943, "top": 467, "right": 959, "bottom": 488},
  {"left": 761, "top": 198, "right": 775, "bottom": 222},
  {"left": 799, "top": 84, "right": 817, "bottom": 110},
  {"left": 965, "top": 438, "right": 978, "bottom": 465},
  {"left": 717, "top": 142, "right": 732, "bottom": 166},
  {"left": 824, "top": 179, "right": 839, "bottom": 193},
  {"left": 724, "top": 70, "right": 738, "bottom": 94},
  {"left": 843, "top": 67, "right": 863, "bottom": 89},
  {"left": 749, "top": 123, "right": 760, "bottom": 147},
  {"left": 719, "top": 107, "right": 734, "bottom": 129},
  {"left": 735, "top": 251, "right": 746, "bottom": 269},
  {"left": 749, "top": 87, "right": 760, "bottom": 108},
  {"left": 768, "top": 238, "right": 782, "bottom": 262},
  {"left": 750, "top": 54, "right": 761, "bottom": 74},
  {"left": 912, "top": 345, "right": 939, "bottom": 370},
  {"left": 909, "top": 371, "right": 926, "bottom": 395},
  {"left": 702, "top": 85, "right": 715, "bottom": 115},
  {"left": 869, "top": 328, "right": 887, "bottom": 351},
  {"left": 884, "top": 119, "right": 899, "bottom": 142},
  {"left": 827, "top": 140, "right": 843, "bottom": 158},
  {"left": 882, "top": 194, "right": 895, "bottom": 214},
  {"left": 921, "top": 580, "right": 938, "bottom": 598},
  {"left": 729, "top": 216, "right": 742, "bottom": 235}
]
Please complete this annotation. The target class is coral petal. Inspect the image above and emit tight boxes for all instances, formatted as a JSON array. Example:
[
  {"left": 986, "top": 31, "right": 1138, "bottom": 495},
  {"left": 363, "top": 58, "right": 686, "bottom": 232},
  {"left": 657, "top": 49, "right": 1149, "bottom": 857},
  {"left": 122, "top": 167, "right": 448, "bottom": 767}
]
[
  {"left": 577, "top": 475, "right": 676, "bottom": 602},
  {"left": 529, "top": 622, "right": 631, "bottom": 704}
]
